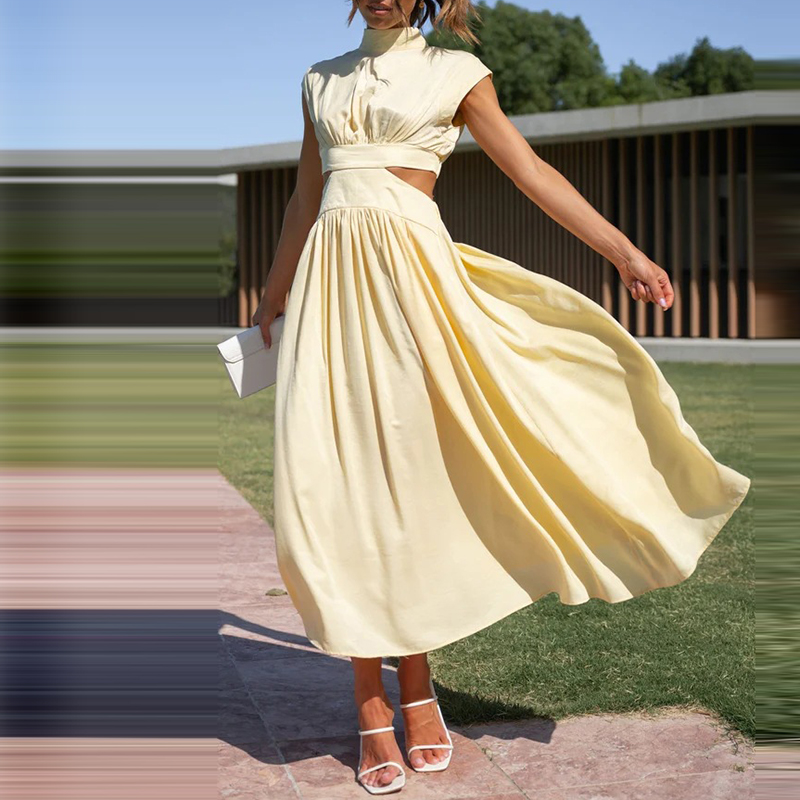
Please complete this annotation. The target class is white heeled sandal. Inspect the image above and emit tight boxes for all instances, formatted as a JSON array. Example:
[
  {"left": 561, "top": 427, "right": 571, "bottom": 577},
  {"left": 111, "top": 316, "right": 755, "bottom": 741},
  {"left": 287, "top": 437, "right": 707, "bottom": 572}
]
[
  {"left": 399, "top": 676, "right": 454, "bottom": 772},
  {"left": 357, "top": 724, "right": 406, "bottom": 794}
]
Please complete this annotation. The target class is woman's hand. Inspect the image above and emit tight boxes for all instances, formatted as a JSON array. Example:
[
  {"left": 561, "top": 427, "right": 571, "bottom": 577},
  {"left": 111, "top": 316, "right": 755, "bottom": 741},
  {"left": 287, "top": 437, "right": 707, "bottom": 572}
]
[
  {"left": 616, "top": 251, "right": 675, "bottom": 310},
  {"left": 251, "top": 291, "right": 288, "bottom": 348}
]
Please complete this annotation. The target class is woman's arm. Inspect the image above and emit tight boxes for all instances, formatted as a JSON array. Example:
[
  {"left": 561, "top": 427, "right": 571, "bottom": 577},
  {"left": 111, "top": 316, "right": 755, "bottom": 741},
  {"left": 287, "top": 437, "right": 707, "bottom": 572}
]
[
  {"left": 457, "top": 77, "right": 674, "bottom": 311},
  {"left": 252, "top": 92, "right": 325, "bottom": 346}
]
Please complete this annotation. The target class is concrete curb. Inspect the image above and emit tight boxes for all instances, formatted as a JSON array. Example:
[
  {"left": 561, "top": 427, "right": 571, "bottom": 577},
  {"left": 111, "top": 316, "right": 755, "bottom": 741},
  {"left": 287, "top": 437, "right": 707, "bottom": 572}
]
[{"left": 1, "top": 328, "right": 798, "bottom": 364}]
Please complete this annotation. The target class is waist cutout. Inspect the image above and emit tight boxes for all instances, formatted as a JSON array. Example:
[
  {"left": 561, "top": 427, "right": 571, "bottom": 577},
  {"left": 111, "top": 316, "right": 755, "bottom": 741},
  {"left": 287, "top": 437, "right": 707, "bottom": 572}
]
[{"left": 322, "top": 143, "right": 442, "bottom": 177}]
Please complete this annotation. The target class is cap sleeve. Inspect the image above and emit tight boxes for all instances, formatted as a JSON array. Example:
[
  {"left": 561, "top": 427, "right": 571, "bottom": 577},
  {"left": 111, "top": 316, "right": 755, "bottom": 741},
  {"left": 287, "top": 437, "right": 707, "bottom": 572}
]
[
  {"left": 441, "top": 52, "right": 493, "bottom": 128},
  {"left": 301, "top": 65, "right": 314, "bottom": 106}
]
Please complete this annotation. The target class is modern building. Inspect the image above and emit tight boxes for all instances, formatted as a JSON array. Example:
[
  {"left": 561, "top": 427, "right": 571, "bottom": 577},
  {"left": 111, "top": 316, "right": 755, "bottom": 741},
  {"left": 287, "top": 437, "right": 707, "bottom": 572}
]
[{"left": 2, "top": 90, "right": 798, "bottom": 336}]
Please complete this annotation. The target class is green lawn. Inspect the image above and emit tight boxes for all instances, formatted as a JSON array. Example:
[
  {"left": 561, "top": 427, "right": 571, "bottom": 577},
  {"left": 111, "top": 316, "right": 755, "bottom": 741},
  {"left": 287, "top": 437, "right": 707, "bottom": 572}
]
[
  {"left": 410, "top": 362, "right": 755, "bottom": 742},
  {"left": 753, "top": 365, "right": 800, "bottom": 744},
  {"left": 3, "top": 343, "right": 779, "bottom": 743}
]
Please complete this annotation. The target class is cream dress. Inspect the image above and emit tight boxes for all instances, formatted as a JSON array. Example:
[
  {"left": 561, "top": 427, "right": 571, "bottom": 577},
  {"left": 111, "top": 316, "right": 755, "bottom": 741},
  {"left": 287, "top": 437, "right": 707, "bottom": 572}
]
[{"left": 272, "top": 25, "right": 751, "bottom": 658}]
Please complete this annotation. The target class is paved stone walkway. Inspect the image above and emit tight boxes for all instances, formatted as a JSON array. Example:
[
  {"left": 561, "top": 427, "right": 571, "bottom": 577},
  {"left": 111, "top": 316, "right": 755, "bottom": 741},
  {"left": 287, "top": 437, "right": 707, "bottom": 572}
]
[
  {"left": 0, "top": 467, "right": 759, "bottom": 798},
  {"left": 216, "top": 472, "right": 754, "bottom": 799}
]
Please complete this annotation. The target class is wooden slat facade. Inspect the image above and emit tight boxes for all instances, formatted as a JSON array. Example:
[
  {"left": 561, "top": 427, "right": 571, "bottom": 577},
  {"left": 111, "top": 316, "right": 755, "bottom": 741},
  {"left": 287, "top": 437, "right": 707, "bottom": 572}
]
[{"left": 236, "top": 125, "right": 763, "bottom": 337}]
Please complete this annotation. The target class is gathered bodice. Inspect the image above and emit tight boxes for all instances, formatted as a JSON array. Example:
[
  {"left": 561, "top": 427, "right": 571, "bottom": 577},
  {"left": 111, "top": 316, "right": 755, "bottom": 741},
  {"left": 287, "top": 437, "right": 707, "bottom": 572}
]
[{"left": 301, "top": 25, "right": 493, "bottom": 178}]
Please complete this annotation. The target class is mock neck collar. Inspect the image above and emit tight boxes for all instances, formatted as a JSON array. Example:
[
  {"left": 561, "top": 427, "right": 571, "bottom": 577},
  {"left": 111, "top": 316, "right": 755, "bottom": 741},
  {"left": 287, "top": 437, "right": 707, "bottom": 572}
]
[{"left": 358, "top": 25, "right": 427, "bottom": 56}]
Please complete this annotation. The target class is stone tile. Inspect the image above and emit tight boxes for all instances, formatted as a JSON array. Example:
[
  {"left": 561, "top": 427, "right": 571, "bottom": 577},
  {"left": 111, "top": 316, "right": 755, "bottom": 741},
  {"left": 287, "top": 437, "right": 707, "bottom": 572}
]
[
  {"left": 220, "top": 587, "right": 287, "bottom": 608},
  {"left": 219, "top": 602, "right": 329, "bottom": 660},
  {"left": 218, "top": 657, "right": 271, "bottom": 744},
  {"left": 219, "top": 652, "right": 247, "bottom": 692},
  {"left": 466, "top": 712, "right": 752, "bottom": 796},
  {"left": 243, "top": 672, "right": 358, "bottom": 739},
  {"left": 271, "top": 735, "right": 364, "bottom": 800},
  {"left": 219, "top": 582, "right": 288, "bottom": 609},
  {"left": 219, "top": 684, "right": 270, "bottom": 745},
  {"left": 220, "top": 562, "right": 283, "bottom": 581},
  {"left": 242, "top": 659, "right": 360, "bottom": 741},
  {"left": 218, "top": 494, "right": 288, "bottom": 604},
  {"left": 278, "top": 733, "right": 523, "bottom": 799},
  {"left": 219, "top": 556, "right": 285, "bottom": 585},
  {"left": 446, "top": 796, "right": 526, "bottom": 800},
  {"left": 219, "top": 541, "right": 278, "bottom": 558},
  {"left": 230, "top": 657, "right": 405, "bottom": 741},
  {"left": 219, "top": 576, "right": 291, "bottom": 609},
  {"left": 236, "top": 651, "right": 377, "bottom": 693},
  {"left": 235, "top": 660, "right": 411, "bottom": 742},
  {"left": 445, "top": 796, "right": 526, "bottom": 800},
  {"left": 533, "top": 766, "right": 752, "bottom": 799},
  {"left": 221, "top": 559, "right": 284, "bottom": 579},
  {"left": 251, "top": 688, "right": 358, "bottom": 742},
  {"left": 218, "top": 740, "right": 299, "bottom": 800},
  {"left": 219, "top": 738, "right": 282, "bottom": 767}
]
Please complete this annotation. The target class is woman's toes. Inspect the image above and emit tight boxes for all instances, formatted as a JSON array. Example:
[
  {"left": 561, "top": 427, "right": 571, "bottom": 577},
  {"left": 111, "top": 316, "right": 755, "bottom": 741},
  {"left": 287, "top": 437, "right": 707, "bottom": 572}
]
[
  {"left": 380, "top": 765, "right": 399, "bottom": 785},
  {"left": 412, "top": 746, "right": 441, "bottom": 766},
  {"left": 424, "top": 744, "right": 448, "bottom": 764}
]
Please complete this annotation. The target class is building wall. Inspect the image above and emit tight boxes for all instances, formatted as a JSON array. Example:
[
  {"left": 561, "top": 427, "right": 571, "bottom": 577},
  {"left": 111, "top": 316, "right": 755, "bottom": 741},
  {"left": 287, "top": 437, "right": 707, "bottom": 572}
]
[
  {"left": 236, "top": 169, "right": 295, "bottom": 327},
  {"left": 753, "top": 125, "right": 800, "bottom": 338}
]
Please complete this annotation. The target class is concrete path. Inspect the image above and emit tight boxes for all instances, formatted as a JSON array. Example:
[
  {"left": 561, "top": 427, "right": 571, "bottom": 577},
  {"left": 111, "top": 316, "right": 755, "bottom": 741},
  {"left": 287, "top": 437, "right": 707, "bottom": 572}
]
[
  {"left": 216, "top": 472, "right": 754, "bottom": 799},
  {"left": 0, "top": 468, "right": 758, "bottom": 799}
]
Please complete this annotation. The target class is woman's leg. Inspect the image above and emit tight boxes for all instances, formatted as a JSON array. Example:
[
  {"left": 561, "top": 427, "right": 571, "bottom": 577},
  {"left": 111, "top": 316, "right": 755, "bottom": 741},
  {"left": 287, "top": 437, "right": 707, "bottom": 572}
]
[
  {"left": 397, "top": 653, "right": 451, "bottom": 769},
  {"left": 352, "top": 656, "right": 404, "bottom": 788}
]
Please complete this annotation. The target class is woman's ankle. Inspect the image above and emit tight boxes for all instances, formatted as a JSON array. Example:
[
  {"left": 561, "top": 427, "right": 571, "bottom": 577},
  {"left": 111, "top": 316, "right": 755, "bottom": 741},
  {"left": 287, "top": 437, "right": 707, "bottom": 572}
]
[
  {"left": 398, "top": 655, "right": 430, "bottom": 680},
  {"left": 354, "top": 680, "right": 390, "bottom": 705}
]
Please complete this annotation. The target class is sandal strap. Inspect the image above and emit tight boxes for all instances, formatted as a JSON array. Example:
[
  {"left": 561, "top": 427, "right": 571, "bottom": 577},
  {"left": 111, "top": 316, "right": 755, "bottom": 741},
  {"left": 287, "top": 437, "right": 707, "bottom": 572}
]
[
  {"left": 358, "top": 725, "right": 395, "bottom": 736},
  {"left": 400, "top": 696, "right": 437, "bottom": 709},
  {"left": 357, "top": 760, "right": 406, "bottom": 778},
  {"left": 407, "top": 742, "right": 453, "bottom": 753}
]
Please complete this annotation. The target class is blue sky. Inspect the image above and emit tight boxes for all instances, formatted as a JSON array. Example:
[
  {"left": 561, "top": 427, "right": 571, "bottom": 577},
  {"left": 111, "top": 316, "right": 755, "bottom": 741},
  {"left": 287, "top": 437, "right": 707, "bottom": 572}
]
[{"left": 1, "top": 0, "right": 794, "bottom": 150}]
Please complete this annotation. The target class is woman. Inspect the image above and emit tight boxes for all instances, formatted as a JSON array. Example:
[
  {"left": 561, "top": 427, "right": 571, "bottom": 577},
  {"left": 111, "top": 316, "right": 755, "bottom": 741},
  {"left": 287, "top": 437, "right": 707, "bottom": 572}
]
[{"left": 252, "top": 1, "right": 751, "bottom": 794}]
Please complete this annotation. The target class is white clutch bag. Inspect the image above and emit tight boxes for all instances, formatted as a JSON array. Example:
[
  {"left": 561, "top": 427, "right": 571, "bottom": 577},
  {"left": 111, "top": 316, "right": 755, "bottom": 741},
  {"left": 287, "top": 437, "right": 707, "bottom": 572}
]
[{"left": 216, "top": 316, "right": 286, "bottom": 399}]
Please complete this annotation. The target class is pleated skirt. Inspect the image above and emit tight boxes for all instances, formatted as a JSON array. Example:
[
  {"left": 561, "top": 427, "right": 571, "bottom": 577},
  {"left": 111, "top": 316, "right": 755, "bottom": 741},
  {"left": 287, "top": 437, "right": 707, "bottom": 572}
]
[{"left": 272, "top": 166, "right": 751, "bottom": 658}]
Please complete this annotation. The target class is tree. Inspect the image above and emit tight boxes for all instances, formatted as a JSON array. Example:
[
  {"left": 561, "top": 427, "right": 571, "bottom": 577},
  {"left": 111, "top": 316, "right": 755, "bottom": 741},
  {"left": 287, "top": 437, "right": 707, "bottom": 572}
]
[
  {"left": 654, "top": 36, "right": 755, "bottom": 95},
  {"left": 426, "top": 2, "right": 756, "bottom": 114},
  {"left": 615, "top": 60, "right": 665, "bottom": 105},
  {"left": 428, "top": 1, "right": 612, "bottom": 114}
]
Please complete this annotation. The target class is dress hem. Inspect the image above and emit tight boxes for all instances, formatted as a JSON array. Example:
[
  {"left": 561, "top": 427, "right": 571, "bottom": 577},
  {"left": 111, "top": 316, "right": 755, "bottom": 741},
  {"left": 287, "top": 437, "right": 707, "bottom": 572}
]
[{"left": 300, "top": 475, "right": 751, "bottom": 659}]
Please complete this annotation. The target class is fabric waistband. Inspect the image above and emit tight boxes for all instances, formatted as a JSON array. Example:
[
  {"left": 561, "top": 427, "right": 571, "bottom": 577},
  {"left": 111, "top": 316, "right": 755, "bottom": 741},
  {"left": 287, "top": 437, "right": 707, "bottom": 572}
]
[
  {"left": 321, "top": 143, "right": 442, "bottom": 177},
  {"left": 317, "top": 167, "right": 442, "bottom": 234}
]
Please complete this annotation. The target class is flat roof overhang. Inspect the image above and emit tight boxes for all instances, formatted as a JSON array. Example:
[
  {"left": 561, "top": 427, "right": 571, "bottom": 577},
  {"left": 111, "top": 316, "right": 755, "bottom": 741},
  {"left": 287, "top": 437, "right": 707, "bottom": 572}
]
[{"left": 1, "top": 89, "right": 798, "bottom": 178}]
